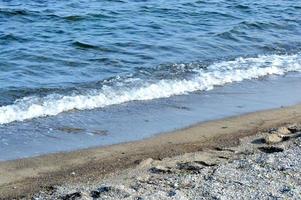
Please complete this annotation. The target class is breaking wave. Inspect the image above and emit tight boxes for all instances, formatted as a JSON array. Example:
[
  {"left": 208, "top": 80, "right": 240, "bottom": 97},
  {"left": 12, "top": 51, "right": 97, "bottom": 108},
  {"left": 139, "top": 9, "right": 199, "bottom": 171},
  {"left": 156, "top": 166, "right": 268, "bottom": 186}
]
[{"left": 1, "top": 53, "right": 301, "bottom": 124}]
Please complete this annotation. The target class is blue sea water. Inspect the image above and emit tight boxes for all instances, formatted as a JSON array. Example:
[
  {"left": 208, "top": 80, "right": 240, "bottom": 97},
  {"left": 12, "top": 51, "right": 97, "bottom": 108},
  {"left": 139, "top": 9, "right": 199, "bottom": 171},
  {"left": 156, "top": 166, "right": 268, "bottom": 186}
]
[
  {"left": 1, "top": 0, "right": 301, "bottom": 122},
  {"left": 1, "top": 0, "right": 301, "bottom": 159}
]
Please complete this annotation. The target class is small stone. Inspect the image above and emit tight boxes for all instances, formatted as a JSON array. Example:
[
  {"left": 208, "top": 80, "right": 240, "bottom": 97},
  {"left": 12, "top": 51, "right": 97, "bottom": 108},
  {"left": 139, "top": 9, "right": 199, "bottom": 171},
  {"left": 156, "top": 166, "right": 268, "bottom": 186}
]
[
  {"left": 280, "top": 186, "right": 291, "bottom": 193},
  {"left": 176, "top": 162, "right": 204, "bottom": 171},
  {"left": 264, "top": 134, "right": 283, "bottom": 144},
  {"left": 149, "top": 165, "right": 172, "bottom": 174},
  {"left": 98, "top": 186, "right": 112, "bottom": 193},
  {"left": 91, "top": 185, "right": 131, "bottom": 198},
  {"left": 168, "top": 190, "right": 176, "bottom": 197},
  {"left": 258, "top": 146, "right": 284, "bottom": 154},
  {"left": 61, "top": 192, "right": 82, "bottom": 200},
  {"left": 90, "top": 185, "right": 112, "bottom": 198},
  {"left": 81, "top": 192, "right": 92, "bottom": 200},
  {"left": 275, "top": 127, "right": 291, "bottom": 135},
  {"left": 287, "top": 124, "right": 301, "bottom": 133},
  {"left": 90, "top": 190, "right": 100, "bottom": 198},
  {"left": 195, "top": 160, "right": 218, "bottom": 167}
]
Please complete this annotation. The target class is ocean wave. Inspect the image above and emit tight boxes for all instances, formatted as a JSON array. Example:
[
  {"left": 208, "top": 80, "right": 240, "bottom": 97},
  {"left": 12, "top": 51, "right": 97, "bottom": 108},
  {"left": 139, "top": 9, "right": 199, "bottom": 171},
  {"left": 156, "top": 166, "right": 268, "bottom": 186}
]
[
  {"left": 0, "top": 53, "right": 300, "bottom": 125},
  {"left": 0, "top": 8, "right": 33, "bottom": 16},
  {"left": 54, "top": 13, "right": 112, "bottom": 21},
  {"left": 72, "top": 41, "right": 116, "bottom": 52}
]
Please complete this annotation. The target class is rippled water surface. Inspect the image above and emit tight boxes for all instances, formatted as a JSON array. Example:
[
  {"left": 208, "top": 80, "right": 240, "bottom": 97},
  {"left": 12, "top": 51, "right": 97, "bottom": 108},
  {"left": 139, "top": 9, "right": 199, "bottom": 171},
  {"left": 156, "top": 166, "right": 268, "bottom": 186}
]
[{"left": 1, "top": 0, "right": 301, "bottom": 124}]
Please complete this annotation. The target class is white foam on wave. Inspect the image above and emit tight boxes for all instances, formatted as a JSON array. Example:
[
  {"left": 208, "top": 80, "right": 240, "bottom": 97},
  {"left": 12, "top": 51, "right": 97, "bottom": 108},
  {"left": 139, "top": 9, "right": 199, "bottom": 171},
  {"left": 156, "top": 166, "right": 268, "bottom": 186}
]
[{"left": 1, "top": 53, "right": 301, "bottom": 124}]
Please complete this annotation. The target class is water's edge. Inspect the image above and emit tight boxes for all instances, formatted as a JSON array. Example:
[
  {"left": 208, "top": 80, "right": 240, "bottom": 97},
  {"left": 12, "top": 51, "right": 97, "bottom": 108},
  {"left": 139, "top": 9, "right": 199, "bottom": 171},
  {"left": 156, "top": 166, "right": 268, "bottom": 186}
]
[{"left": 1, "top": 72, "right": 301, "bottom": 161}]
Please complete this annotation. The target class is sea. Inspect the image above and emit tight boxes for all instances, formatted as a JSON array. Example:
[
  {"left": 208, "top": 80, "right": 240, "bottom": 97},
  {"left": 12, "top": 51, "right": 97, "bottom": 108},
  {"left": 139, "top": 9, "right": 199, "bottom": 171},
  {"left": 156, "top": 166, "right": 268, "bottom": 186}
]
[{"left": 1, "top": 0, "right": 301, "bottom": 160}]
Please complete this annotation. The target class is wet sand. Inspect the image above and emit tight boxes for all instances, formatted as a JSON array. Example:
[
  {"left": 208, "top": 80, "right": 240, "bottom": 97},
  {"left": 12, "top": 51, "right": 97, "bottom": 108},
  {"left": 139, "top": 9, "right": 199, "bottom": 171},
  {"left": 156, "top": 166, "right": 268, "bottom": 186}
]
[{"left": 1, "top": 104, "right": 301, "bottom": 199}]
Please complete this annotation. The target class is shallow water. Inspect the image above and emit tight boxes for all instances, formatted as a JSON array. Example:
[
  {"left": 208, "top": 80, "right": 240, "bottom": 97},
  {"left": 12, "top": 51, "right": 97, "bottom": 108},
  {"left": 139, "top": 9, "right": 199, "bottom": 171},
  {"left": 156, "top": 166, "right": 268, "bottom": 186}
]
[
  {"left": 1, "top": 0, "right": 301, "bottom": 160},
  {"left": 1, "top": 72, "right": 301, "bottom": 160}
]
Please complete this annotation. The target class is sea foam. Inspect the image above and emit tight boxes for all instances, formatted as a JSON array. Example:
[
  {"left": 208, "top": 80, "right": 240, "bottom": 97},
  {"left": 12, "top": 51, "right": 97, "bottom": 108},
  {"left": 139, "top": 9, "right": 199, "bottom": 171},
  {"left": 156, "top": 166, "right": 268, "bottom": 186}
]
[{"left": 0, "top": 53, "right": 300, "bottom": 124}]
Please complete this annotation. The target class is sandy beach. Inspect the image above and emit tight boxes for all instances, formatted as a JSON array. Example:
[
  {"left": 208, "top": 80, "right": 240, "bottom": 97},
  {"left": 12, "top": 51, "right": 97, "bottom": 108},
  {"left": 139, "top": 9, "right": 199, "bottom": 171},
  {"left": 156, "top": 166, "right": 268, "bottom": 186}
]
[
  {"left": 2, "top": 1, "right": 301, "bottom": 199},
  {"left": 1, "top": 104, "right": 301, "bottom": 199},
  {"left": 35, "top": 119, "right": 301, "bottom": 199}
]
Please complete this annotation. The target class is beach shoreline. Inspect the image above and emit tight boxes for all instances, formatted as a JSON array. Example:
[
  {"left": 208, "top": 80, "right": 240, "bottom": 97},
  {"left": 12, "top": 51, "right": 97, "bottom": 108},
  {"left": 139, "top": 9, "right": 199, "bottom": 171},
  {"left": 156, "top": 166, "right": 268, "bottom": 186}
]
[{"left": 1, "top": 104, "right": 301, "bottom": 199}]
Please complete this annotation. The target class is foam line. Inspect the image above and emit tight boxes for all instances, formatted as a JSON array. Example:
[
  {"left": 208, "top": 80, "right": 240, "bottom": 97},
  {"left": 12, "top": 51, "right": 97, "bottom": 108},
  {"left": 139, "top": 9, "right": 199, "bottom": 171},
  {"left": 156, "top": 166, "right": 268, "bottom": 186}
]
[{"left": 0, "top": 53, "right": 300, "bottom": 124}]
